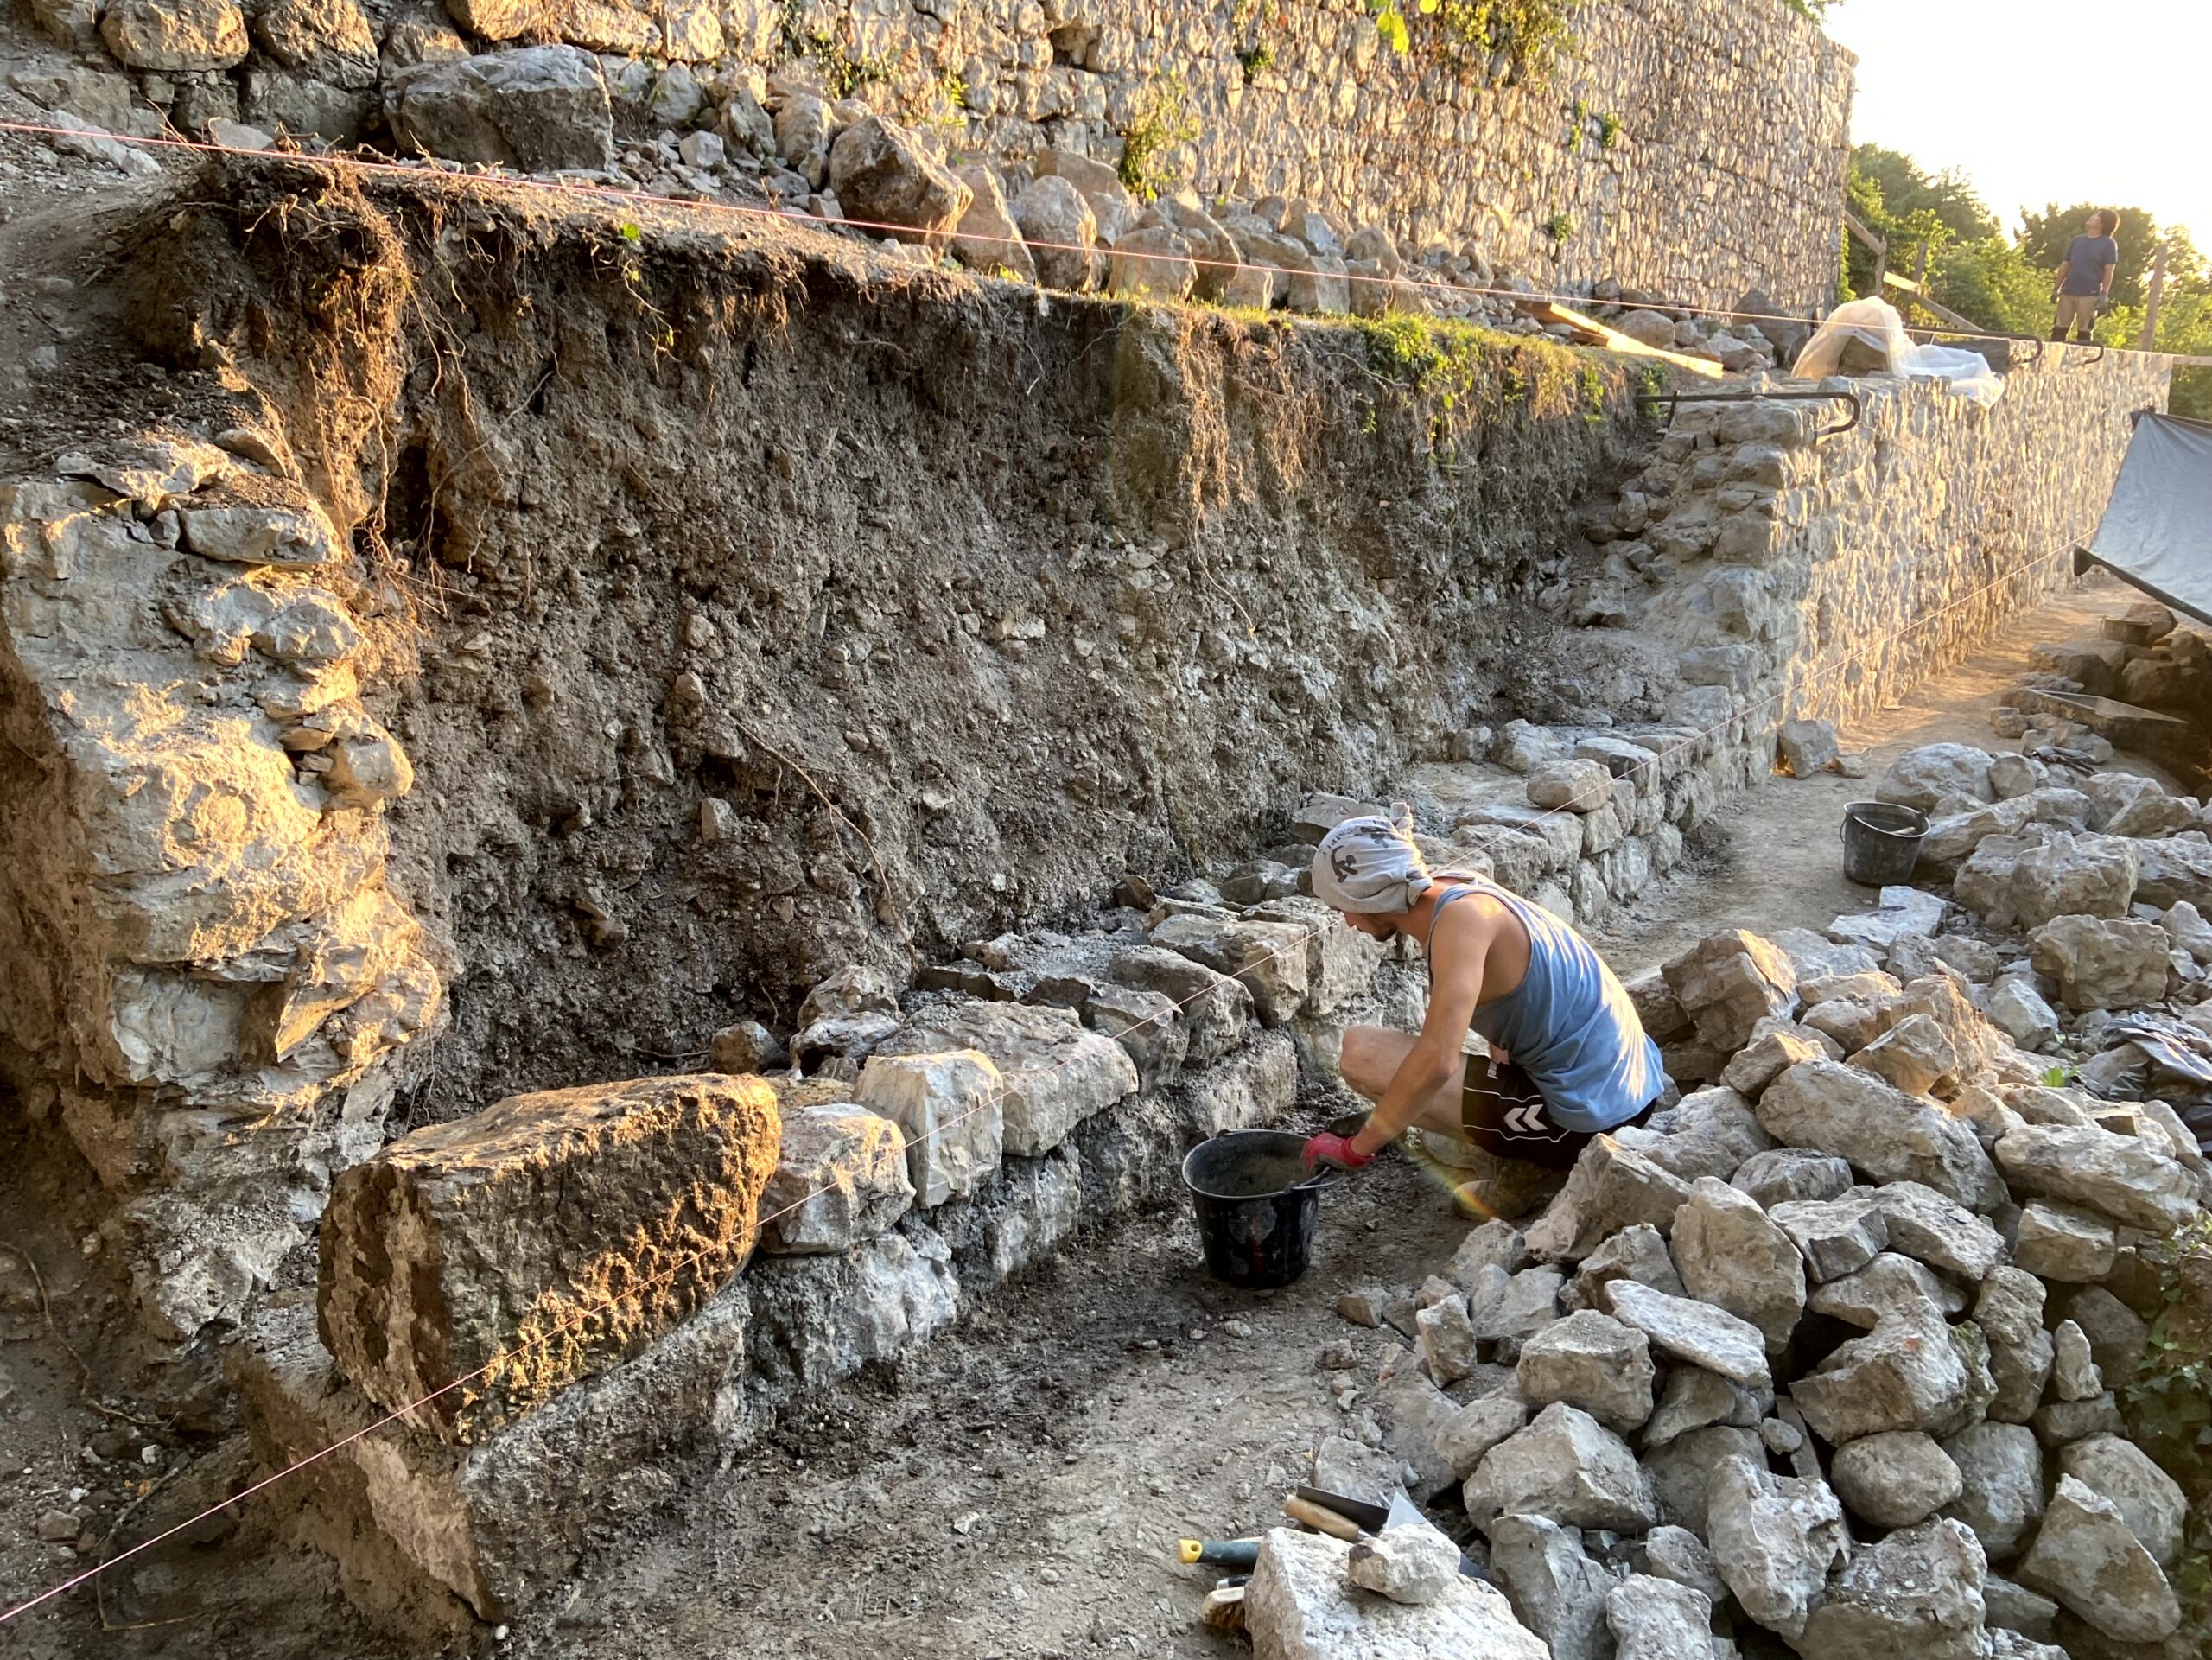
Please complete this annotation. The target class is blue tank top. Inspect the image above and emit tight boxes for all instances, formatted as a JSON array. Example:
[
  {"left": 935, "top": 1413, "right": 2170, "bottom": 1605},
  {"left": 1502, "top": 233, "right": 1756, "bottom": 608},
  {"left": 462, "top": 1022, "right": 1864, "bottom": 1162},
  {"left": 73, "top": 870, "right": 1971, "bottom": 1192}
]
[{"left": 1430, "top": 880, "right": 1666, "bottom": 1133}]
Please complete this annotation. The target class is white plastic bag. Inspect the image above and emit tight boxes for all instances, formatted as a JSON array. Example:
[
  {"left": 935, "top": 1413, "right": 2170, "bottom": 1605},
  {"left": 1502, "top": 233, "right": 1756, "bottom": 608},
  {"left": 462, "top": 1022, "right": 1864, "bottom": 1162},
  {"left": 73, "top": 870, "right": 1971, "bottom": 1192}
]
[{"left": 1790, "top": 296, "right": 2005, "bottom": 406}]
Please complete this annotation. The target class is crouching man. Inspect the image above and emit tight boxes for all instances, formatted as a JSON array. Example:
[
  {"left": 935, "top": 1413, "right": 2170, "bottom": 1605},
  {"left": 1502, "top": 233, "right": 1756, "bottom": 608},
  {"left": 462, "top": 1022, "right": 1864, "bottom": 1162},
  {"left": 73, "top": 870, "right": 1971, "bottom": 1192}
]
[{"left": 1300, "top": 808, "right": 1665, "bottom": 1199}]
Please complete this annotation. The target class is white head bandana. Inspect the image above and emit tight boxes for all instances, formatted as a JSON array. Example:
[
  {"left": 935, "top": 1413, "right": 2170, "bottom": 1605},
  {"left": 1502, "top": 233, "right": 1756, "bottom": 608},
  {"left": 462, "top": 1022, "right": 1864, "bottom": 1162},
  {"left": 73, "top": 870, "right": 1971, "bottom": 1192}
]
[{"left": 1311, "top": 805, "right": 1432, "bottom": 915}]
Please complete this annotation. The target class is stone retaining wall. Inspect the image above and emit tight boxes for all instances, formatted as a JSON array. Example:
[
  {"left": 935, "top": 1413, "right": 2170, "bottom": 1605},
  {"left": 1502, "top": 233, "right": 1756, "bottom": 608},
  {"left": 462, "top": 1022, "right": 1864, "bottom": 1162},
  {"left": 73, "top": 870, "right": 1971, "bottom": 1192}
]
[{"left": 31, "top": 0, "right": 1854, "bottom": 308}]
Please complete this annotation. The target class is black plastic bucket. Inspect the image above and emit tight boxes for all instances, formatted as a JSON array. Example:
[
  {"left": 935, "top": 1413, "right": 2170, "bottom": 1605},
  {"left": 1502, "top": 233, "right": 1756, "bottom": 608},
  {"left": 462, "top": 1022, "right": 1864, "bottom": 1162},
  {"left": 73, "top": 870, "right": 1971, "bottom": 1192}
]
[
  {"left": 1181, "top": 1129, "right": 1336, "bottom": 1290},
  {"left": 1840, "top": 799, "right": 1929, "bottom": 886}
]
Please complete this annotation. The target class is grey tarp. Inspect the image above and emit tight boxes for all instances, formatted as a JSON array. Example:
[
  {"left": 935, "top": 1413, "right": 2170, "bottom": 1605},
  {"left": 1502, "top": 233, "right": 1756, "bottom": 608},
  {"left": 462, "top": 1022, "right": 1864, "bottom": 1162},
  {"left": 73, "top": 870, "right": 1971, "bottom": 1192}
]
[{"left": 2077, "top": 410, "right": 2212, "bottom": 626}]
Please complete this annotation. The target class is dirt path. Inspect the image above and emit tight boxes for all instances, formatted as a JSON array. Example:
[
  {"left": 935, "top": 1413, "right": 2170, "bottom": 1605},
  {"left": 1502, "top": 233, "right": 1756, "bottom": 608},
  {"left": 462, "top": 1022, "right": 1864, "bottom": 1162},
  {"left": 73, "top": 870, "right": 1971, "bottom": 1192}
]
[{"left": 1589, "top": 573, "right": 2165, "bottom": 975}]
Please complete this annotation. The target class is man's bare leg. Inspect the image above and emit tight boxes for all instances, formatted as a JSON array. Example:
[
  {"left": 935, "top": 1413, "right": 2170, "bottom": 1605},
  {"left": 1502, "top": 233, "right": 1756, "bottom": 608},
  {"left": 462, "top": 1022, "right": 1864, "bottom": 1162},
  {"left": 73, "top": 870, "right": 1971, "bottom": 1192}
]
[{"left": 1338, "top": 1024, "right": 1465, "bottom": 1140}]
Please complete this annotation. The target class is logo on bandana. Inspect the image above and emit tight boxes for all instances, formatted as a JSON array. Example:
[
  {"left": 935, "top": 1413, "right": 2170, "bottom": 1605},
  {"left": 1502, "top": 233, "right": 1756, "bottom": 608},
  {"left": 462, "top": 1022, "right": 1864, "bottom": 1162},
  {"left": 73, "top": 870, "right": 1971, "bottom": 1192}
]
[{"left": 1331, "top": 845, "right": 1359, "bottom": 882}]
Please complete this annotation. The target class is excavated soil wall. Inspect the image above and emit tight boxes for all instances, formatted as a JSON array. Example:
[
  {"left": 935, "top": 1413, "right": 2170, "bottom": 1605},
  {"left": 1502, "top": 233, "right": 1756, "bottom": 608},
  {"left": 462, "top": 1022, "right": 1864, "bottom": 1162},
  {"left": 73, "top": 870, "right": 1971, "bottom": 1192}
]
[{"left": 0, "top": 158, "right": 1656, "bottom": 1341}]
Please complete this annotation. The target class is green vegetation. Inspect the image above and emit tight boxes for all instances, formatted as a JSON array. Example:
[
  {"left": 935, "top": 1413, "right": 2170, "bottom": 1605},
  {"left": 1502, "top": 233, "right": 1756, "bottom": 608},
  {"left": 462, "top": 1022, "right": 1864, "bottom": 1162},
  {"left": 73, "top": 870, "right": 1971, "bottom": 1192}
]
[
  {"left": 1236, "top": 41, "right": 1275, "bottom": 80},
  {"left": 778, "top": 0, "right": 897, "bottom": 99},
  {"left": 1596, "top": 110, "right": 1622, "bottom": 149},
  {"left": 1353, "top": 314, "right": 1610, "bottom": 455},
  {"left": 1779, "top": 0, "right": 1841, "bottom": 16},
  {"left": 2122, "top": 1217, "right": 2212, "bottom": 1619},
  {"left": 1847, "top": 143, "right": 2212, "bottom": 419},
  {"left": 1541, "top": 210, "right": 1575, "bottom": 243},
  {"left": 1363, "top": 0, "right": 1576, "bottom": 88},
  {"left": 1117, "top": 76, "right": 1199, "bottom": 201}
]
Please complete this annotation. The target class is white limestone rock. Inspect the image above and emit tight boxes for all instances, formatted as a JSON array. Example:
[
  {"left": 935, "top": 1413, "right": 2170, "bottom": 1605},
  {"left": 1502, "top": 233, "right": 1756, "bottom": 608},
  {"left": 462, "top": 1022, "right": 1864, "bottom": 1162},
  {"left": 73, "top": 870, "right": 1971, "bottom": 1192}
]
[
  {"left": 1941, "top": 1421, "right": 2046, "bottom": 1559},
  {"left": 2056, "top": 1434, "right": 2186, "bottom": 1568},
  {"left": 877, "top": 1000, "right": 1136, "bottom": 1157},
  {"left": 1829, "top": 1430, "right": 1964, "bottom": 1529},
  {"left": 1245, "top": 1527, "right": 1549, "bottom": 1660},
  {"left": 760, "top": 1100, "right": 914, "bottom": 1252},
  {"left": 1516, "top": 1309, "right": 1656, "bottom": 1433},
  {"left": 1757, "top": 1060, "right": 2005, "bottom": 1210},
  {"left": 1794, "top": 1518, "right": 1988, "bottom": 1660},
  {"left": 1606, "top": 1574, "right": 1714, "bottom": 1660},
  {"left": 1993, "top": 1123, "right": 2198, "bottom": 1233},
  {"left": 1704, "top": 1452, "right": 1847, "bottom": 1639},
  {"left": 2015, "top": 1476, "right": 2182, "bottom": 1644},
  {"left": 1604, "top": 1279, "right": 1772, "bottom": 1390},
  {"left": 855, "top": 1049, "right": 1004, "bottom": 1205},
  {"left": 1462, "top": 1402, "right": 1656, "bottom": 1534},
  {"left": 1789, "top": 1310, "right": 1970, "bottom": 1443},
  {"left": 1671, "top": 1176, "right": 1805, "bottom": 1351}
]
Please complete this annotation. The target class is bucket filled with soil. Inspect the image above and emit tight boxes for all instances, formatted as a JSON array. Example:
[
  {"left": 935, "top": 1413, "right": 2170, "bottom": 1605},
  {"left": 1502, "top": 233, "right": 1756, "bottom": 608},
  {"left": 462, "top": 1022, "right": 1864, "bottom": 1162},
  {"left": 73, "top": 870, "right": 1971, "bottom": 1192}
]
[{"left": 1180, "top": 1129, "right": 1337, "bottom": 1289}]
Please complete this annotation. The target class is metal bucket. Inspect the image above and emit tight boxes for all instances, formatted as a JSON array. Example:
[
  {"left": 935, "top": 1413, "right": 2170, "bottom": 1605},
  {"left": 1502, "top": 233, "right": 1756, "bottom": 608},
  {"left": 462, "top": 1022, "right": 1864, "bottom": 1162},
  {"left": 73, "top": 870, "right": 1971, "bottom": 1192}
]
[{"left": 1840, "top": 799, "right": 1928, "bottom": 887}]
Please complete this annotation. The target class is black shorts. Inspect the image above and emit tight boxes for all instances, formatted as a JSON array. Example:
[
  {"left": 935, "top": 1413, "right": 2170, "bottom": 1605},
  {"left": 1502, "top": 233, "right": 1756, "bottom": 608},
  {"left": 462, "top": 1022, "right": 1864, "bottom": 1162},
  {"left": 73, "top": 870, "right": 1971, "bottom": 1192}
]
[{"left": 1459, "top": 1055, "right": 1653, "bottom": 1172}]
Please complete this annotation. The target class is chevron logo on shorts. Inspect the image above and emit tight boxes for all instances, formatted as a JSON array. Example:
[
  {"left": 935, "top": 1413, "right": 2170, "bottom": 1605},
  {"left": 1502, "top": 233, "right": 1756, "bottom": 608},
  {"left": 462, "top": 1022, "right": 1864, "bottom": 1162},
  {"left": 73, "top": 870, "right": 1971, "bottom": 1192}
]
[{"left": 1503, "top": 1101, "right": 1567, "bottom": 1140}]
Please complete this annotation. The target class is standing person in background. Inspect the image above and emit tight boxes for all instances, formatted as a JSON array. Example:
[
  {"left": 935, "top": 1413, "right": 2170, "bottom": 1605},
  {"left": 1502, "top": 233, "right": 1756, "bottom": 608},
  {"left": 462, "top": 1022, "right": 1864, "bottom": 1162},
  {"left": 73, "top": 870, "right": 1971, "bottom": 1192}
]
[{"left": 2052, "top": 209, "right": 2121, "bottom": 345}]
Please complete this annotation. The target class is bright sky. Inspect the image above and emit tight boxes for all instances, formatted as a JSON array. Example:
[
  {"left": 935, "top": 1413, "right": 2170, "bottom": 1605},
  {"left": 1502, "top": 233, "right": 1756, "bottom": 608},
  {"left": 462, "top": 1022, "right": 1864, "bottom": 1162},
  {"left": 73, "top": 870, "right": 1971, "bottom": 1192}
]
[{"left": 1825, "top": 0, "right": 2212, "bottom": 245}]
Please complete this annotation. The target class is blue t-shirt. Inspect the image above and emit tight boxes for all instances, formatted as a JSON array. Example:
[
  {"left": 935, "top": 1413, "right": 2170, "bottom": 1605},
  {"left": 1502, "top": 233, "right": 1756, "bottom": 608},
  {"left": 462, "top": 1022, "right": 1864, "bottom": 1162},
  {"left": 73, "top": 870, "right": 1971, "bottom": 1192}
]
[{"left": 2062, "top": 234, "right": 2119, "bottom": 298}]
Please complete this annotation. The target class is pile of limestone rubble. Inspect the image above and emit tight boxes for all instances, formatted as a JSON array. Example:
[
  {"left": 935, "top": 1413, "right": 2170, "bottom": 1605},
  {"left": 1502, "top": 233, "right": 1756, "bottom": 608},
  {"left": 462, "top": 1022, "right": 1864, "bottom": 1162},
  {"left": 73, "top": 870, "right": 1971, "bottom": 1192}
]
[{"left": 1275, "top": 730, "right": 2212, "bottom": 1655}]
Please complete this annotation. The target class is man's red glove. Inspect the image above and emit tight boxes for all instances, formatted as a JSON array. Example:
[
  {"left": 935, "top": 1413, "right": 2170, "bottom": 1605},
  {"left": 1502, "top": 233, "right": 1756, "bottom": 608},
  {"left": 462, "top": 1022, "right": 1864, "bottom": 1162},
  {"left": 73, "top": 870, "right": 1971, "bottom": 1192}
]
[{"left": 1303, "top": 1131, "right": 1374, "bottom": 1171}]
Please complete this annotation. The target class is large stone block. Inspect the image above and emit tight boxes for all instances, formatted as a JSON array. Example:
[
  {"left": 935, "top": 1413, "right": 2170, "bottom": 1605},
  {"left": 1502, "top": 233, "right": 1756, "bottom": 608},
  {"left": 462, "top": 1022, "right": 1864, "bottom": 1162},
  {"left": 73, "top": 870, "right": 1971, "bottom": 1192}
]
[
  {"left": 387, "top": 44, "right": 615, "bottom": 173},
  {"left": 318, "top": 1073, "right": 779, "bottom": 1442},
  {"left": 1993, "top": 1123, "right": 2198, "bottom": 1233},
  {"left": 1661, "top": 928, "right": 1798, "bottom": 1050},
  {"left": 760, "top": 1098, "right": 912, "bottom": 1253},
  {"left": 855, "top": 1049, "right": 1004, "bottom": 1205},
  {"left": 232, "top": 1288, "right": 750, "bottom": 1622},
  {"left": 1756, "top": 1059, "right": 2004, "bottom": 1209},
  {"left": 1245, "top": 1527, "right": 1548, "bottom": 1660},
  {"left": 1147, "top": 910, "right": 1312, "bottom": 1025},
  {"left": 877, "top": 1000, "right": 1136, "bottom": 1157}
]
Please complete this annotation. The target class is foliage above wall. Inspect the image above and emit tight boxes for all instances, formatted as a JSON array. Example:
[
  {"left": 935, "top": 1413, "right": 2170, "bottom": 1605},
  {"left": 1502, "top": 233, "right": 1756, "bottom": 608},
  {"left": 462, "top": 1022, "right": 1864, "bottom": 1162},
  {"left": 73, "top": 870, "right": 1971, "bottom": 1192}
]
[{"left": 1363, "top": 0, "right": 1577, "bottom": 87}]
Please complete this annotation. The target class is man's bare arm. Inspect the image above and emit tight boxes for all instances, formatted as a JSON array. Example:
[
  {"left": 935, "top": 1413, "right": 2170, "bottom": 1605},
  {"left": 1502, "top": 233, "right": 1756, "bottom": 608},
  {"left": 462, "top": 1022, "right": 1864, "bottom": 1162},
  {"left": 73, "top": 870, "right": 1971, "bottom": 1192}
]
[{"left": 1350, "top": 909, "right": 1491, "bottom": 1156}]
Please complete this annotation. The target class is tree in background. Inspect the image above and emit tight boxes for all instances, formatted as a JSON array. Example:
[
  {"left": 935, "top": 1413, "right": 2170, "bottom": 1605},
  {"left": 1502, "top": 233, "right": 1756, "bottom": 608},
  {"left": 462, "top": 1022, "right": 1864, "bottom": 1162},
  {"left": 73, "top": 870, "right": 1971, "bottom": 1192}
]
[{"left": 1844, "top": 145, "right": 2210, "bottom": 418}]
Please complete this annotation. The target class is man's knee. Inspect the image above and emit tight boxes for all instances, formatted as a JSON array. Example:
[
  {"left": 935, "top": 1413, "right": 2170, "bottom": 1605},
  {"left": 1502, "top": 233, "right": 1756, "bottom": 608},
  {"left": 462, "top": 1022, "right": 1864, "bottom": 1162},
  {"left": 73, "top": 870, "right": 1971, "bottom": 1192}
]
[{"left": 1338, "top": 1025, "right": 1402, "bottom": 1097}]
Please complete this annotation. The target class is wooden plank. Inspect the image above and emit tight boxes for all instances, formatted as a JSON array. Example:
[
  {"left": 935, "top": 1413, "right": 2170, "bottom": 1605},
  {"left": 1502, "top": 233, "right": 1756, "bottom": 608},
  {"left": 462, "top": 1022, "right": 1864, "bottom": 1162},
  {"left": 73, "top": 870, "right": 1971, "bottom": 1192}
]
[
  {"left": 1880, "top": 269, "right": 1923, "bottom": 295},
  {"left": 1841, "top": 210, "right": 1886, "bottom": 255},
  {"left": 1535, "top": 302, "right": 1725, "bottom": 378}
]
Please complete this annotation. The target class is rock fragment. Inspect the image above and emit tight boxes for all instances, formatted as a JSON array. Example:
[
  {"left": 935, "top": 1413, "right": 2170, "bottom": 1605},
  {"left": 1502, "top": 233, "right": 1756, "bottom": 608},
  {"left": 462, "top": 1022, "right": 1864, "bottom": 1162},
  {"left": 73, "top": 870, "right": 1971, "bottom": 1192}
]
[
  {"left": 1605, "top": 1574, "right": 1713, "bottom": 1660},
  {"left": 1806, "top": 1251, "right": 1965, "bottom": 1327},
  {"left": 1795, "top": 1518, "right": 1988, "bottom": 1660},
  {"left": 1604, "top": 1279, "right": 1772, "bottom": 1390},
  {"left": 2030, "top": 914, "right": 2171, "bottom": 1010},
  {"left": 1829, "top": 1430, "right": 1964, "bottom": 1528},
  {"left": 1757, "top": 1059, "right": 2004, "bottom": 1209},
  {"left": 1941, "top": 1421, "right": 2046, "bottom": 1558},
  {"left": 1662, "top": 930, "right": 1799, "bottom": 1051},
  {"left": 1488, "top": 1513, "right": 1622, "bottom": 1660},
  {"left": 1463, "top": 1402, "right": 1656, "bottom": 1533},
  {"left": 1671, "top": 1177, "right": 1805, "bottom": 1349},
  {"left": 1770, "top": 1193, "right": 1889, "bottom": 1282},
  {"left": 2056, "top": 1434, "right": 2186, "bottom": 1568},
  {"left": 760, "top": 1101, "right": 913, "bottom": 1252},
  {"left": 2015, "top": 1476, "right": 2183, "bottom": 1643},
  {"left": 1346, "top": 1515, "right": 1463, "bottom": 1606},
  {"left": 1789, "top": 1311, "right": 1970, "bottom": 1442},
  {"left": 1732, "top": 1148, "right": 1855, "bottom": 1209},
  {"left": 1705, "top": 1453, "right": 1847, "bottom": 1639},
  {"left": 1993, "top": 1123, "right": 2198, "bottom": 1232},
  {"left": 855, "top": 1050, "right": 1005, "bottom": 1205},
  {"left": 1516, "top": 1310, "right": 1656, "bottom": 1433},
  {"left": 1245, "top": 1527, "right": 1548, "bottom": 1659},
  {"left": 1525, "top": 1137, "right": 1692, "bottom": 1263}
]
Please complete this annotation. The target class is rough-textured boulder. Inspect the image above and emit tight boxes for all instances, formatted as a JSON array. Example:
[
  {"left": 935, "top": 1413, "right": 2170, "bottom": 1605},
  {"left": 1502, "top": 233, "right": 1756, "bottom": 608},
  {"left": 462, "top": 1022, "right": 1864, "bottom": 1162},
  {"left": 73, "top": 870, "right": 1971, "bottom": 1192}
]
[
  {"left": 1010, "top": 175, "right": 1097, "bottom": 290},
  {"left": 1346, "top": 1516, "right": 1463, "bottom": 1606},
  {"left": 1463, "top": 1402, "right": 1656, "bottom": 1533},
  {"left": 1516, "top": 1310, "right": 1656, "bottom": 1432},
  {"left": 1789, "top": 1310, "right": 1970, "bottom": 1443},
  {"left": 1733, "top": 1148, "right": 1856, "bottom": 1209},
  {"left": 1942, "top": 1421, "right": 2046, "bottom": 1558},
  {"left": 1808, "top": 1251, "right": 1966, "bottom": 1328},
  {"left": 2057, "top": 1435, "right": 2186, "bottom": 1568},
  {"left": 1605, "top": 1279, "right": 1772, "bottom": 1390},
  {"left": 1525, "top": 1136, "right": 1692, "bottom": 1263},
  {"left": 1147, "top": 911, "right": 1311, "bottom": 1026},
  {"left": 827, "top": 116, "right": 970, "bottom": 245},
  {"left": 1877, "top": 744, "right": 1993, "bottom": 811},
  {"left": 1770, "top": 1193, "right": 1889, "bottom": 1282},
  {"left": 760, "top": 1099, "right": 912, "bottom": 1252},
  {"left": 2016, "top": 1476, "right": 2183, "bottom": 1643},
  {"left": 100, "top": 0, "right": 247, "bottom": 68},
  {"left": 1955, "top": 832, "right": 2138, "bottom": 932},
  {"left": 1830, "top": 1430, "right": 1965, "bottom": 1528},
  {"left": 1606, "top": 1574, "right": 1713, "bottom": 1660},
  {"left": 1705, "top": 1453, "right": 1847, "bottom": 1638},
  {"left": 2029, "top": 914, "right": 2171, "bottom": 1010},
  {"left": 1643, "top": 1364, "right": 1766, "bottom": 1448},
  {"left": 876, "top": 1001, "right": 1136, "bottom": 1158},
  {"left": 1563, "top": 1222, "right": 1683, "bottom": 1312},
  {"left": 1488, "top": 1513, "right": 1622, "bottom": 1660},
  {"left": 1246, "top": 1527, "right": 1549, "bottom": 1660},
  {"left": 1435, "top": 1391, "right": 1529, "bottom": 1478},
  {"left": 319, "top": 1074, "right": 780, "bottom": 1441},
  {"left": 1993, "top": 1123, "right": 2198, "bottom": 1232},
  {"left": 855, "top": 1049, "right": 1004, "bottom": 1205},
  {"left": 1849, "top": 1012, "right": 1961, "bottom": 1097},
  {"left": 387, "top": 45, "right": 615, "bottom": 172},
  {"left": 1662, "top": 930, "right": 1799, "bottom": 1050},
  {"left": 1757, "top": 1060, "right": 2004, "bottom": 1209},
  {"left": 1108, "top": 222, "right": 1198, "bottom": 301},
  {"left": 1865, "top": 1180, "right": 2006, "bottom": 1280},
  {"left": 1672, "top": 1177, "right": 1805, "bottom": 1349},
  {"left": 1795, "top": 1519, "right": 1988, "bottom": 1660}
]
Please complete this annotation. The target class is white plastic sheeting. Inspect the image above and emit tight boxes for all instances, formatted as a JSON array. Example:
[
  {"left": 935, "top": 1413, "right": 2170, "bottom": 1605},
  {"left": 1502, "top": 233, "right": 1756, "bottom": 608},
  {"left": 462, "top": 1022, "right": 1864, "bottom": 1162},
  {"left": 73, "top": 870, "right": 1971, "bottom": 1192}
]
[{"left": 1789, "top": 297, "right": 2005, "bottom": 407}]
